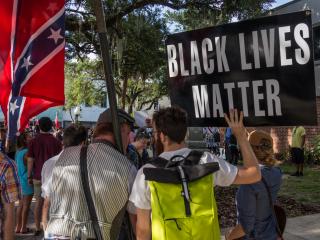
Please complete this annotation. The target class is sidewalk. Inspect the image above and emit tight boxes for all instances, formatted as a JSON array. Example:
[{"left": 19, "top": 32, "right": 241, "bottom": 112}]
[
  {"left": 16, "top": 211, "right": 320, "bottom": 240},
  {"left": 221, "top": 213, "right": 320, "bottom": 239}
]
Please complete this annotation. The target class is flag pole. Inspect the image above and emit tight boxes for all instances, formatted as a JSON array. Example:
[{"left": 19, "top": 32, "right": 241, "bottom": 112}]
[{"left": 90, "top": 0, "right": 123, "bottom": 153}]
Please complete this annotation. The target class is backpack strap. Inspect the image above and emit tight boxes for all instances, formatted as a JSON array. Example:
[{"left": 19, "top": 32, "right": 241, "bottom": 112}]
[
  {"left": 261, "top": 177, "right": 284, "bottom": 240},
  {"left": 144, "top": 150, "right": 219, "bottom": 183},
  {"left": 80, "top": 146, "right": 103, "bottom": 240},
  {"left": 147, "top": 156, "right": 169, "bottom": 168}
]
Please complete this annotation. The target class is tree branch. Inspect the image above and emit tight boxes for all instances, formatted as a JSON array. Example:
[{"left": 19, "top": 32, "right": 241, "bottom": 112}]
[{"left": 105, "top": 0, "right": 218, "bottom": 26}]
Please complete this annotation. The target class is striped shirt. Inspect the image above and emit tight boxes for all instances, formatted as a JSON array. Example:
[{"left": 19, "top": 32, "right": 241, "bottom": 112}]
[
  {"left": 46, "top": 140, "right": 137, "bottom": 240},
  {"left": 0, "top": 153, "right": 21, "bottom": 237}
]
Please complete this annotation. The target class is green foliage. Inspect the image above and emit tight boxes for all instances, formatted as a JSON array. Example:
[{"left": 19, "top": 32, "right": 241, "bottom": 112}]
[
  {"left": 165, "top": 0, "right": 275, "bottom": 31},
  {"left": 65, "top": 60, "right": 105, "bottom": 110},
  {"left": 274, "top": 150, "right": 290, "bottom": 162},
  {"left": 64, "top": 0, "right": 275, "bottom": 111},
  {"left": 305, "top": 135, "right": 320, "bottom": 165},
  {"left": 118, "top": 9, "right": 167, "bottom": 79},
  {"left": 279, "top": 163, "right": 320, "bottom": 205}
]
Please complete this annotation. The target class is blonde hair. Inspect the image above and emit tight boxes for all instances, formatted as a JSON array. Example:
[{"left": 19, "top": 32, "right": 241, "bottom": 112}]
[{"left": 248, "top": 130, "right": 279, "bottom": 167}]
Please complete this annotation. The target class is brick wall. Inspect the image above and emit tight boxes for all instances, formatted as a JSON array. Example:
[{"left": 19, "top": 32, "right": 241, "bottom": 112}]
[{"left": 221, "top": 97, "right": 320, "bottom": 154}]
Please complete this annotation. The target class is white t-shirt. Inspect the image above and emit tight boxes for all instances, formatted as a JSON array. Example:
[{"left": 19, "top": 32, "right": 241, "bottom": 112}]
[
  {"left": 41, "top": 151, "right": 62, "bottom": 198},
  {"left": 129, "top": 147, "right": 238, "bottom": 210}
]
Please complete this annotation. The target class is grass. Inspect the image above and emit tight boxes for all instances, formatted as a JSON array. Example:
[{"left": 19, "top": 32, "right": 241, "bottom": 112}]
[{"left": 278, "top": 163, "right": 320, "bottom": 205}]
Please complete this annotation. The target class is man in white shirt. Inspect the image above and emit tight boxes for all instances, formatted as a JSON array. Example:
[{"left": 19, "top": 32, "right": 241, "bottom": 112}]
[
  {"left": 129, "top": 107, "right": 261, "bottom": 240},
  {"left": 41, "top": 125, "right": 87, "bottom": 236}
]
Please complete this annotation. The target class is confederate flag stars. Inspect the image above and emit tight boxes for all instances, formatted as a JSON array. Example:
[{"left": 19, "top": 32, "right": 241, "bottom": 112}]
[
  {"left": 21, "top": 56, "right": 33, "bottom": 71},
  {"left": 20, "top": 27, "right": 63, "bottom": 72},
  {"left": 48, "top": 28, "right": 64, "bottom": 44},
  {"left": 9, "top": 99, "right": 19, "bottom": 115}
]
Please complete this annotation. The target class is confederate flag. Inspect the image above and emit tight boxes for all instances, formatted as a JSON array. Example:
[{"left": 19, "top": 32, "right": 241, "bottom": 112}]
[{"left": 0, "top": 0, "right": 65, "bottom": 139}]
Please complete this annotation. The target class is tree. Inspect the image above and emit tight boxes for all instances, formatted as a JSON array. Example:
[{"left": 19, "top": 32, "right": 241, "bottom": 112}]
[
  {"left": 65, "top": 0, "right": 275, "bottom": 57},
  {"left": 65, "top": 60, "right": 105, "bottom": 115},
  {"left": 64, "top": 0, "right": 275, "bottom": 113},
  {"left": 165, "top": 0, "right": 275, "bottom": 31},
  {"left": 114, "top": 9, "right": 168, "bottom": 111}
]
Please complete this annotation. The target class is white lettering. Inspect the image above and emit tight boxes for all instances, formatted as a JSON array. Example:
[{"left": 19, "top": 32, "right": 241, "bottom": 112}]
[
  {"left": 294, "top": 23, "right": 310, "bottom": 65},
  {"left": 178, "top": 43, "right": 190, "bottom": 76},
  {"left": 252, "top": 31, "right": 260, "bottom": 69},
  {"left": 279, "top": 26, "right": 292, "bottom": 66},
  {"left": 212, "top": 84, "right": 224, "bottom": 117},
  {"left": 239, "top": 33, "right": 252, "bottom": 70},
  {"left": 192, "top": 85, "right": 211, "bottom": 118},
  {"left": 202, "top": 38, "right": 214, "bottom": 74},
  {"left": 167, "top": 45, "right": 178, "bottom": 77},
  {"left": 215, "top": 36, "right": 230, "bottom": 72},
  {"left": 190, "top": 41, "right": 202, "bottom": 75},
  {"left": 266, "top": 79, "right": 282, "bottom": 116},
  {"left": 237, "top": 81, "right": 250, "bottom": 117},
  {"left": 224, "top": 82, "right": 235, "bottom": 109},
  {"left": 252, "top": 80, "right": 265, "bottom": 116},
  {"left": 261, "top": 28, "right": 275, "bottom": 68}
]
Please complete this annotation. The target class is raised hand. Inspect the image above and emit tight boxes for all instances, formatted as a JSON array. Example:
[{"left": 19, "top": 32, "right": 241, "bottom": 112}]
[{"left": 224, "top": 109, "right": 246, "bottom": 138}]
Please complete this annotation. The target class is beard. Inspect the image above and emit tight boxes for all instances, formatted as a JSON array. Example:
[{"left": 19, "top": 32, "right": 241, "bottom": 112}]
[{"left": 154, "top": 133, "right": 164, "bottom": 156}]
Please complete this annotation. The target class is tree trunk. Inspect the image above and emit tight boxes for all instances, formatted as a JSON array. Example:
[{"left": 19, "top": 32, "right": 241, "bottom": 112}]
[
  {"left": 69, "top": 109, "right": 74, "bottom": 123},
  {"left": 128, "top": 101, "right": 134, "bottom": 114},
  {"left": 121, "top": 75, "right": 128, "bottom": 110}
]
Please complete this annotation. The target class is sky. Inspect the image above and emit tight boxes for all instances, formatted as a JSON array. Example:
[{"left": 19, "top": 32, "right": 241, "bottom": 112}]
[{"left": 272, "top": 0, "right": 294, "bottom": 8}]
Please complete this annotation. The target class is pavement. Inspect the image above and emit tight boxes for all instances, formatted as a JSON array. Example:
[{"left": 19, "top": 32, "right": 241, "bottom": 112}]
[
  {"left": 15, "top": 204, "right": 320, "bottom": 240},
  {"left": 220, "top": 213, "right": 320, "bottom": 240}
]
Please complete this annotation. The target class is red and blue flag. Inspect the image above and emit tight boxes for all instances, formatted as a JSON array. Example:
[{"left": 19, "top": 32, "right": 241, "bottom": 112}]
[{"left": 0, "top": 0, "right": 65, "bottom": 139}]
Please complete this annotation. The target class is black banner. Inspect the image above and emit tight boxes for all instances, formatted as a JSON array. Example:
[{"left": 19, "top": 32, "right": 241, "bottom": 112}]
[{"left": 166, "top": 11, "right": 317, "bottom": 127}]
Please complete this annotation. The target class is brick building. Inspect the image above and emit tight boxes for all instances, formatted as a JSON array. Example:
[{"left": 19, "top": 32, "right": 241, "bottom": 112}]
[{"left": 265, "top": 0, "right": 320, "bottom": 153}]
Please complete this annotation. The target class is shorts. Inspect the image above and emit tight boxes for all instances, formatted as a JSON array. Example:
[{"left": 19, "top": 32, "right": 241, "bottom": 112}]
[
  {"left": 33, "top": 179, "right": 42, "bottom": 197},
  {"left": 291, "top": 147, "right": 304, "bottom": 164}
]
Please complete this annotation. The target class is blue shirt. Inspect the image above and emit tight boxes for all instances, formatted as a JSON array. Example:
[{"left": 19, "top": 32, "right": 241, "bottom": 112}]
[
  {"left": 236, "top": 166, "right": 282, "bottom": 240},
  {"left": 225, "top": 127, "right": 232, "bottom": 144},
  {"left": 127, "top": 144, "right": 149, "bottom": 169}
]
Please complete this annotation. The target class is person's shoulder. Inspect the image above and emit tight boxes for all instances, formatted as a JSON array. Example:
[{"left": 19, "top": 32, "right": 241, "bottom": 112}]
[
  {"left": 44, "top": 152, "right": 61, "bottom": 166},
  {"left": 299, "top": 126, "right": 306, "bottom": 133},
  {"left": 56, "top": 146, "right": 81, "bottom": 164},
  {"left": 200, "top": 151, "right": 217, "bottom": 163},
  {"left": 0, "top": 155, "right": 18, "bottom": 177}
]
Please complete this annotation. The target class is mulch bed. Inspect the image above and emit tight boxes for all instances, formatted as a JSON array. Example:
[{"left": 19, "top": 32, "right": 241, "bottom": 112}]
[{"left": 215, "top": 186, "right": 320, "bottom": 228}]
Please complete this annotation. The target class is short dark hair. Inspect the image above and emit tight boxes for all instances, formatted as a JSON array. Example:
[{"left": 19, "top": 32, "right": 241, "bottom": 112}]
[
  {"left": 39, "top": 117, "right": 53, "bottom": 132},
  {"left": 16, "top": 132, "right": 27, "bottom": 149},
  {"left": 92, "top": 123, "right": 114, "bottom": 139},
  {"left": 93, "top": 122, "right": 129, "bottom": 139},
  {"left": 76, "top": 125, "right": 87, "bottom": 144},
  {"left": 152, "top": 106, "right": 188, "bottom": 144},
  {"left": 63, "top": 125, "right": 87, "bottom": 147},
  {"left": 134, "top": 128, "right": 150, "bottom": 141}
]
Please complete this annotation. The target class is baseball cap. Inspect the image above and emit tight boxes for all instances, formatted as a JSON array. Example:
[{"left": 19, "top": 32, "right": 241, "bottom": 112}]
[{"left": 97, "top": 108, "right": 135, "bottom": 126}]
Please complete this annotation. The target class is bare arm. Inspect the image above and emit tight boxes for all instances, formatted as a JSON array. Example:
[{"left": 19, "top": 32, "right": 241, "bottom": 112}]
[
  {"left": 27, "top": 157, "right": 34, "bottom": 184},
  {"left": 224, "top": 109, "right": 261, "bottom": 185},
  {"left": 136, "top": 208, "right": 151, "bottom": 240},
  {"left": 301, "top": 134, "right": 306, "bottom": 148},
  {"left": 225, "top": 224, "right": 245, "bottom": 240},
  {"left": 42, "top": 197, "right": 50, "bottom": 230},
  {"left": 3, "top": 202, "right": 15, "bottom": 240}
]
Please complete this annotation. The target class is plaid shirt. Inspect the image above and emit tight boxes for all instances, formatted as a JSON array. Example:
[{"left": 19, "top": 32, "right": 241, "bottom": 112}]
[{"left": 0, "top": 153, "right": 21, "bottom": 236}]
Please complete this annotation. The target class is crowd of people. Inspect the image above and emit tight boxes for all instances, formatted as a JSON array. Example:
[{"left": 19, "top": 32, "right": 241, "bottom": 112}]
[{"left": 0, "top": 106, "right": 307, "bottom": 240}]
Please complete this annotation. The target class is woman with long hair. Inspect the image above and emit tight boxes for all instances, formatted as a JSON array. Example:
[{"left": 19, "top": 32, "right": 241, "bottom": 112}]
[
  {"left": 15, "top": 131, "right": 33, "bottom": 234},
  {"left": 226, "top": 130, "right": 283, "bottom": 240}
]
